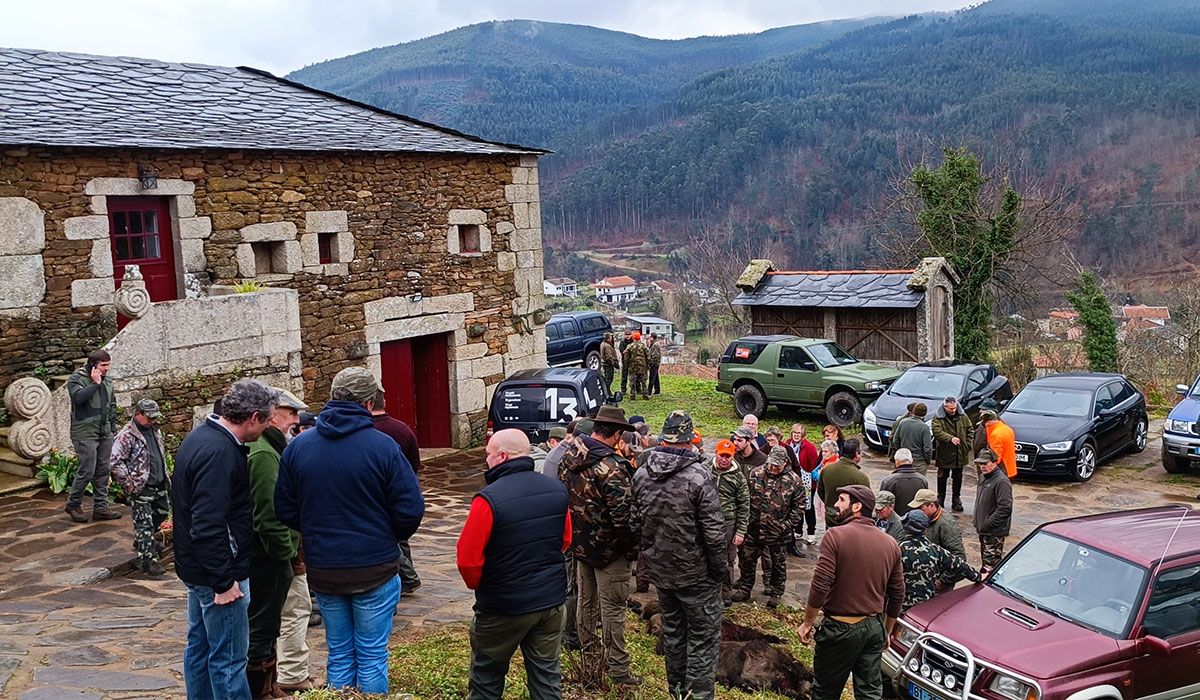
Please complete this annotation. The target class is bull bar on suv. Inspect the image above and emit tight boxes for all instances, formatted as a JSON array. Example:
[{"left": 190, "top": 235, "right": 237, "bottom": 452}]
[{"left": 886, "top": 624, "right": 1042, "bottom": 700}]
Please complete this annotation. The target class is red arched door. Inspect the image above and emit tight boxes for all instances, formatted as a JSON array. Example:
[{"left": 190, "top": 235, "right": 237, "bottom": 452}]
[{"left": 108, "top": 197, "right": 177, "bottom": 327}]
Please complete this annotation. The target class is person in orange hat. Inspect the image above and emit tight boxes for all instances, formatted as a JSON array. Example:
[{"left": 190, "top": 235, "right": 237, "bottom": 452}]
[
  {"left": 622, "top": 331, "right": 650, "bottom": 400},
  {"left": 709, "top": 439, "right": 749, "bottom": 605}
]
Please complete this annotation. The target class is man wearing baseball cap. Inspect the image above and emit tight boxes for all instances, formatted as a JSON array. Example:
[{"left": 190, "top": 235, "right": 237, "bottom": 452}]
[
  {"left": 276, "top": 367, "right": 424, "bottom": 695},
  {"left": 709, "top": 438, "right": 749, "bottom": 605},
  {"left": 979, "top": 410, "right": 1017, "bottom": 479},
  {"left": 110, "top": 398, "right": 169, "bottom": 576},
  {"left": 973, "top": 448, "right": 1013, "bottom": 570},
  {"left": 634, "top": 410, "right": 727, "bottom": 698},
  {"left": 898, "top": 510, "right": 979, "bottom": 612},
  {"left": 800, "top": 483, "right": 904, "bottom": 700},
  {"left": 873, "top": 491, "right": 904, "bottom": 542},
  {"left": 907, "top": 488, "right": 967, "bottom": 574},
  {"left": 246, "top": 387, "right": 308, "bottom": 697}
]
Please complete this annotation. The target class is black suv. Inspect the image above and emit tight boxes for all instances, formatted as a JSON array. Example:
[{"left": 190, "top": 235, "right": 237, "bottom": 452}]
[
  {"left": 546, "top": 311, "right": 612, "bottom": 371},
  {"left": 1000, "top": 372, "right": 1148, "bottom": 482},
  {"left": 487, "top": 368, "right": 612, "bottom": 443},
  {"left": 863, "top": 360, "right": 1012, "bottom": 450}
]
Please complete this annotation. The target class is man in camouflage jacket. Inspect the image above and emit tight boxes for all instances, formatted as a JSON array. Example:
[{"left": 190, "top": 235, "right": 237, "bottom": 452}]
[
  {"left": 623, "top": 332, "right": 650, "bottom": 400},
  {"left": 560, "top": 406, "right": 643, "bottom": 687},
  {"left": 733, "top": 446, "right": 805, "bottom": 607},
  {"left": 600, "top": 334, "right": 620, "bottom": 394},
  {"left": 110, "top": 399, "right": 170, "bottom": 576},
  {"left": 899, "top": 510, "right": 980, "bottom": 612},
  {"left": 646, "top": 334, "right": 663, "bottom": 396},
  {"left": 634, "top": 411, "right": 726, "bottom": 700}
]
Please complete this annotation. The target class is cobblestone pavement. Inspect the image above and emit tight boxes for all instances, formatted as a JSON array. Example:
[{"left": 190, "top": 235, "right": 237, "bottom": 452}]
[{"left": 0, "top": 426, "right": 1195, "bottom": 698}]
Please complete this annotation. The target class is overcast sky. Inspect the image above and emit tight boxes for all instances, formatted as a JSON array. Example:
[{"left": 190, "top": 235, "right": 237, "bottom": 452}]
[{"left": 1, "top": 1, "right": 975, "bottom": 75}]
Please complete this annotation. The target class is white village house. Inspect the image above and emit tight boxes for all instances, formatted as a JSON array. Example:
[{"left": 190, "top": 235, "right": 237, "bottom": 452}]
[
  {"left": 594, "top": 275, "right": 638, "bottom": 305},
  {"left": 543, "top": 277, "right": 578, "bottom": 298}
]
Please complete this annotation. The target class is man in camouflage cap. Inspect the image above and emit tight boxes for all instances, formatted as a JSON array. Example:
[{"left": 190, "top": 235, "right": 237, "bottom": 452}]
[
  {"left": 732, "top": 446, "right": 805, "bottom": 608},
  {"left": 559, "top": 405, "right": 642, "bottom": 688},
  {"left": 898, "top": 510, "right": 980, "bottom": 612},
  {"left": 110, "top": 398, "right": 170, "bottom": 576},
  {"left": 623, "top": 332, "right": 650, "bottom": 400},
  {"left": 633, "top": 411, "right": 726, "bottom": 699},
  {"left": 873, "top": 491, "right": 905, "bottom": 542}
]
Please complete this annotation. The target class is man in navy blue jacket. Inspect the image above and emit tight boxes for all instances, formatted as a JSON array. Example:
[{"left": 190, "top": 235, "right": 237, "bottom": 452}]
[
  {"left": 457, "top": 428, "right": 571, "bottom": 700},
  {"left": 172, "top": 378, "right": 278, "bottom": 700},
  {"left": 275, "top": 367, "right": 424, "bottom": 695}
]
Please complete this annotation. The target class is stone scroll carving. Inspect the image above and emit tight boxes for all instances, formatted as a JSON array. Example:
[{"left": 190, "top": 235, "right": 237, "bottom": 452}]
[
  {"left": 9, "top": 419, "right": 52, "bottom": 460},
  {"left": 4, "top": 377, "right": 52, "bottom": 420},
  {"left": 114, "top": 264, "right": 151, "bottom": 319}
]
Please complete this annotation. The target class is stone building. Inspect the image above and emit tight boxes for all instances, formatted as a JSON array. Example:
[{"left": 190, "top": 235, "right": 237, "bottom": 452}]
[
  {"left": 734, "top": 258, "right": 957, "bottom": 367},
  {"left": 0, "top": 48, "right": 549, "bottom": 473}
]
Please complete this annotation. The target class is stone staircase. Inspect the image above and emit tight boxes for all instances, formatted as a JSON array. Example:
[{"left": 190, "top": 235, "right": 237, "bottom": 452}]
[{"left": 0, "top": 425, "right": 36, "bottom": 477}]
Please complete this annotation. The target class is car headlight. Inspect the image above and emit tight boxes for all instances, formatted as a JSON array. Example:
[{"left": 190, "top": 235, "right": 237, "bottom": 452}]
[
  {"left": 864, "top": 406, "right": 877, "bottom": 427},
  {"left": 865, "top": 381, "right": 884, "bottom": 391},
  {"left": 892, "top": 624, "right": 920, "bottom": 650},
  {"left": 990, "top": 674, "right": 1038, "bottom": 700},
  {"left": 1166, "top": 419, "right": 1193, "bottom": 434},
  {"left": 1039, "top": 441, "right": 1073, "bottom": 452}
]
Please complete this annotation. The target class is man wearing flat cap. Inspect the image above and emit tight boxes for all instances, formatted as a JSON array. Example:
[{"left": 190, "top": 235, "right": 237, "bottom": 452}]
[
  {"left": 246, "top": 387, "right": 308, "bottom": 697},
  {"left": 800, "top": 483, "right": 904, "bottom": 700},
  {"left": 559, "top": 404, "right": 643, "bottom": 688},
  {"left": 276, "top": 367, "right": 424, "bottom": 695},
  {"left": 111, "top": 397, "right": 170, "bottom": 577}
]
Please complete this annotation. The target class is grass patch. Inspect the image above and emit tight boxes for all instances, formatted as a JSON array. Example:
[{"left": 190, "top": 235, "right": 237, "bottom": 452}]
[
  {"left": 301, "top": 606, "right": 814, "bottom": 699},
  {"left": 628, "top": 375, "right": 835, "bottom": 442},
  {"left": 1160, "top": 473, "right": 1200, "bottom": 486}
]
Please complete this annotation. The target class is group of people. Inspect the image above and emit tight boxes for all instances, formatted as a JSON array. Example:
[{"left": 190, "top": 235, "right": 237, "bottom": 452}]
[
  {"left": 455, "top": 400, "right": 1019, "bottom": 700},
  {"left": 600, "top": 329, "right": 663, "bottom": 399},
  {"left": 65, "top": 351, "right": 427, "bottom": 700}
]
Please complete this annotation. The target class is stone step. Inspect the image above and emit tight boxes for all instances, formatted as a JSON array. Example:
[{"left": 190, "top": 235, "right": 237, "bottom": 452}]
[
  {"left": 0, "top": 448, "right": 37, "bottom": 478},
  {"left": 48, "top": 373, "right": 72, "bottom": 391},
  {"left": 0, "top": 426, "right": 8, "bottom": 449}
]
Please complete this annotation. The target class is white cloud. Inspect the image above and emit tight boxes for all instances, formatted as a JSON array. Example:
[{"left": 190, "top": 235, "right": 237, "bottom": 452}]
[{"left": 0, "top": 0, "right": 975, "bottom": 74}]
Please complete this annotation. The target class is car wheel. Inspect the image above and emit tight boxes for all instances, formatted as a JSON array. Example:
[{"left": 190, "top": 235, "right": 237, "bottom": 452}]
[
  {"left": 1162, "top": 448, "right": 1190, "bottom": 474},
  {"left": 1072, "top": 442, "right": 1097, "bottom": 482},
  {"left": 826, "top": 391, "right": 863, "bottom": 428},
  {"left": 733, "top": 384, "right": 767, "bottom": 418},
  {"left": 1130, "top": 417, "right": 1148, "bottom": 453},
  {"left": 584, "top": 350, "right": 601, "bottom": 371}
]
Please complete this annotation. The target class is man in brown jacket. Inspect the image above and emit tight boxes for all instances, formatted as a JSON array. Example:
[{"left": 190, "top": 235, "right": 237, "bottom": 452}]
[{"left": 800, "top": 484, "right": 904, "bottom": 700}]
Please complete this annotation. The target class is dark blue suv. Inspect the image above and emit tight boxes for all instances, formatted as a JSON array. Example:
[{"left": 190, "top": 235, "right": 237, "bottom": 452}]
[{"left": 546, "top": 311, "right": 612, "bottom": 371}]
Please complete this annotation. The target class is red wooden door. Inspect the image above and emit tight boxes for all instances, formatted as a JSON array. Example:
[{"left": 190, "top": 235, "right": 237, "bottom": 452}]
[
  {"left": 108, "top": 197, "right": 177, "bottom": 305},
  {"left": 380, "top": 334, "right": 452, "bottom": 448}
]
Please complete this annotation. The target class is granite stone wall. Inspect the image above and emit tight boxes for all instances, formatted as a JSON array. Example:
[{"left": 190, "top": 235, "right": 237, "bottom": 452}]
[{"left": 0, "top": 146, "right": 546, "bottom": 445}]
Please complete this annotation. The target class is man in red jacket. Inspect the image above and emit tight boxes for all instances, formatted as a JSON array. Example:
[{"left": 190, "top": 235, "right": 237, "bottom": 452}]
[
  {"left": 785, "top": 423, "right": 820, "bottom": 547},
  {"left": 457, "top": 429, "right": 572, "bottom": 700}
]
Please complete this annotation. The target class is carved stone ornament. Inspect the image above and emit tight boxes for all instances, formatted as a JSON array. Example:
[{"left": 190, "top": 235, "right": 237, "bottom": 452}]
[
  {"left": 10, "top": 419, "right": 52, "bottom": 460},
  {"left": 3, "top": 377, "right": 52, "bottom": 420},
  {"left": 114, "top": 265, "right": 151, "bottom": 319}
]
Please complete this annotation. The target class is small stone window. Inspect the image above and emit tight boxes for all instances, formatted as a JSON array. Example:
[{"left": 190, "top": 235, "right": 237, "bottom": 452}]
[
  {"left": 458, "top": 225, "right": 481, "bottom": 254},
  {"left": 252, "top": 241, "right": 288, "bottom": 274},
  {"left": 318, "top": 232, "right": 336, "bottom": 264}
]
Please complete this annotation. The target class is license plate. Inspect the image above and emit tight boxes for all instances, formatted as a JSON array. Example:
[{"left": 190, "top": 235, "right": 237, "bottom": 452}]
[
  {"left": 1016, "top": 453, "right": 1029, "bottom": 462},
  {"left": 909, "top": 681, "right": 939, "bottom": 700}
]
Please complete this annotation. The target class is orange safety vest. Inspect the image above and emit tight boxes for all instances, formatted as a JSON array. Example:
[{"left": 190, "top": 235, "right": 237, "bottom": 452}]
[{"left": 986, "top": 421, "right": 1017, "bottom": 478}]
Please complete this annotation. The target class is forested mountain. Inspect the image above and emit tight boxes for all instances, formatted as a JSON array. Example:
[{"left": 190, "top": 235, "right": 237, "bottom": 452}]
[{"left": 292, "top": 1, "right": 1200, "bottom": 282}]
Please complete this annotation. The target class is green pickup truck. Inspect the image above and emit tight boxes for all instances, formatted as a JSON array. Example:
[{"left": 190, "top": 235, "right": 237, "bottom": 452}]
[{"left": 716, "top": 335, "right": 902, "bottom": 427}]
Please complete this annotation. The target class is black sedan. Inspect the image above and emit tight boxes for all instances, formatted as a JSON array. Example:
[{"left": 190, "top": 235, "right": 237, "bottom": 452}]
[
  {"left": 863, "top": 361, "right": 1012, "bottom": 450},
  {"left": 1000, "top": 373, "right": 1148, "bottom": 481}
]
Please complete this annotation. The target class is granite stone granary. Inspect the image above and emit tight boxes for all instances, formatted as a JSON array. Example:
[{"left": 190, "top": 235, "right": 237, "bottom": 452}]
[{"left": 0, "top": 47, "right": 549, "bottom": 469}]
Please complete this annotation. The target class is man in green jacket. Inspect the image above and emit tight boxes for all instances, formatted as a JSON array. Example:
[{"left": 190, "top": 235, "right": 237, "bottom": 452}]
[
  {"left": 246, "top": 387, "right": 306, "bottom": 698},
  {"left": 908, "top": 488, "right": 968, "bottom": 589},
  {"left": 816, "top": 439, "right": 870, "bottom": 529},
  {"left": 65, "top": 349, "right": 122, "bottom": 523},
  {"left": 710, "top": 439, "right": 749, "bottom": 604},
  {"left": 931, "top": 396, "right": 975, "bottom": 511},
  {"left": 887, "top": 403, "right": 934, "bottom": 476}
]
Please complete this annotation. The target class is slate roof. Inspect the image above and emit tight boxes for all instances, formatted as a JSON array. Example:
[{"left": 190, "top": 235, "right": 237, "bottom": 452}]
[
  {"left": 0, "top": 47, "right": 542, "bottom": 155},
  {"left": 735, "top": 270, "right": 923, "bottom": 309}
]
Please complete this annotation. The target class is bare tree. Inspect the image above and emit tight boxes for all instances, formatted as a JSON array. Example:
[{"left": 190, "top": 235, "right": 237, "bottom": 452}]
[{"left": 683, "top": 221, "right": 765, "bottom": 328}]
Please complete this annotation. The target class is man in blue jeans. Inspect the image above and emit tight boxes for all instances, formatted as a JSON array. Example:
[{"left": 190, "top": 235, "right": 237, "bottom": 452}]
[
  {"left": 276, "top": 367, "right": 424, "bottom": 694},
  {"left": 172, "top": 378, "right": 278, "bottom": 700}
]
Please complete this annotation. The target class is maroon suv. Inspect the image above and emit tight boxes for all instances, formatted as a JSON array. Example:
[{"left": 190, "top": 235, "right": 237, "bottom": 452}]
[{"left": 884, "top": 506, "right": 1200, "bottom": 700}]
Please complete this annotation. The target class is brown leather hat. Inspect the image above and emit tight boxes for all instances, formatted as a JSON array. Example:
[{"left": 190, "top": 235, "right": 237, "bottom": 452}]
[{"left": 591, "top": 404, "right": 635, "bottom": 432}]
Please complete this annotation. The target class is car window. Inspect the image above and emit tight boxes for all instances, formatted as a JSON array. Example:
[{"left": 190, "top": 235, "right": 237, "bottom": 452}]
[
  {"left": 560, "top": 322, "right": 577, "bottom": 339},
  {"left": 1112, "top": 381, "right": 1136, "bottom": 405},
  {"left": 494, "top": 384, "right": 582, "bottom": 424},
  {"left": 580, "top": 316, "right": 609, "bottom": 332},
  {"left": 1095, "top": 384, "right": 1118, "bottom": 413},
  {"left": 890, "top": 369, "right": 964, "bottom": 400},
  {"left": 1143, "top": 565, "right": 1200, "bottom": 638},
  {"left": 967, "top": 369, "right": 988, "bottom": 394},
  {"left": 990, "top": 531, "right": 1147, "bottom": 638},
  {"left": 1006, "top": 386, "right": 1093, "bottom": 418},
  {"left": 807, "top": 342, "right": 858, "bottom": 368},
  {"left": 546, "top": 324, "right": 560, "bottom": 341},
  {"left": 723, "top": 341, "right": 766, "bottom": 365},
  {"left": 582, "top": 374, "right": 606, "bottom": 408},
  {"left": 778, "top": 346, "right": 814, "bottom": 370}
]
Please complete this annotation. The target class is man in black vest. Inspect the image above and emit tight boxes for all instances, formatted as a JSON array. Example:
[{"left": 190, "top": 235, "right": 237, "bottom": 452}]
[{"left": 457, "top": 429, "right": 571, "bottom": 700}]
